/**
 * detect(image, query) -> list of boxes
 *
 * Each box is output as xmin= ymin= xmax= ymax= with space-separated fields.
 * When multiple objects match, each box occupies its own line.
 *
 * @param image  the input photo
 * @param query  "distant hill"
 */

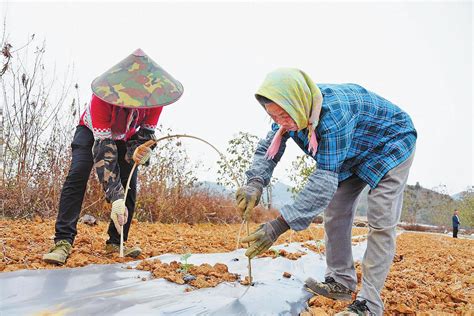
xmin=195 ymin=181 xmax=233 ymax=196
xmin=265 ymin=181 xmax=294 ymax=209
xmin=451 ymin=188 xmax=474 ymax=201
xmin=401 ymin=183 xmax=457 ymax=227
xmin=356 ymin=183 xmax=459 ymax=227
xmin=195 ymin=180 xmax=294 ymax=208
xmin=196 ymin=181 xmax=472 ymax=228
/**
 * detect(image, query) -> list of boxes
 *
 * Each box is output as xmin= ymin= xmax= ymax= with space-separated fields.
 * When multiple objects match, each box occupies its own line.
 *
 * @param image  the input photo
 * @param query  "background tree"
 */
xmin=402 ymin=182 xmax=423 ymax=224
xmin=286 ymin=154 xmax=316 ymax=197
xmin=217 ymin=131 xmax=259 ymax=190
xmin=217 ymin=131 xmax=276 ymax=209
xmin=1 ymin=26 xmax=77 ymax=218
xmin=0 ymin=25 xmax=275 ymax=224
xmin=458 ymin=186 xmax=474 ymax=228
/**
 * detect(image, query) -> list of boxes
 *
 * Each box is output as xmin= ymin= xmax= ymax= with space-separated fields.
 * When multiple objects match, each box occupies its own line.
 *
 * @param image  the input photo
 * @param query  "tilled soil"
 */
xmin=303 ymin=233 xmax=474 ymax=315
xmin=1 ymin=219 xmax=472 ymax=314
xmin=258 ymin=248 xmax=307 ymax=260
xmin=135 ymin=259 xmax=238 ymax=290
xmin=0 ymin=218 xmax=365 ymax=272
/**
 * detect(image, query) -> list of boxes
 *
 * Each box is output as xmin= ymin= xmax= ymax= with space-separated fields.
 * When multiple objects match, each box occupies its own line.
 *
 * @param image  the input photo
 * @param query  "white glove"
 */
xmin=111 ymin=199 xmax=128 ymax=234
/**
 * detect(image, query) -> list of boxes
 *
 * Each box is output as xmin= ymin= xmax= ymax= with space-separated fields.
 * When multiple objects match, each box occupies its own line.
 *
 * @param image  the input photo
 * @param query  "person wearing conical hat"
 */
xmin=236 ymin=68 xmax=416 ymax=316
xmin=43 ymin=49 xmax=183 ymax=265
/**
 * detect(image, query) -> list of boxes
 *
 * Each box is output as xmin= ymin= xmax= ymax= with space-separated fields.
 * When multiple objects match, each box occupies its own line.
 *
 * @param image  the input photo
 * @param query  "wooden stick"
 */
xmin=246 ymin=221 xmax=253 ymax=284
xmin=120 ymin=135 xmax=253 ymax=283
xmin=121 ymin=161 xmax=138 ymax=257
xmin=120 ymin=139 xmax=155 ymax=257
xmin=120 ymin=226 xmax=124 ymax=257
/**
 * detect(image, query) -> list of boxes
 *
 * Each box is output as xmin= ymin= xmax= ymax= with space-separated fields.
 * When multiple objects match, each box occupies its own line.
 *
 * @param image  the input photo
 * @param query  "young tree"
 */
xmin=0 ymin=18 xmax=12 ymax=185
xmin=401 ymin=182 xmax=423 ymax=224
xmin=458 ymin=186 xmax=474 ymax=228
xmin=2 ymin=38 xmax=73 ymax=182
xmin=217 ymin=131 xmax=276 ymax=209
xmin=1 ymin=28 xmax=75 ymax=217
xmin=217 ymin=131 xmax=259 ymax=190
xmin=286 ymin=154 xmax=316 ymax=197
xmin=432 ymin=184 xmax=449 ymax=195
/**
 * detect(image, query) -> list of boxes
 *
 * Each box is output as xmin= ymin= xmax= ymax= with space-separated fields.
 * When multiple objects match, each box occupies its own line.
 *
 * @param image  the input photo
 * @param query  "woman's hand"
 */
xmin=241 ymin=216 xmax=289 ymax=258
xmin=235 ymin=180 xmax=263 ymax=221
xmin=132 ymin=144 xmax=152 ymax=165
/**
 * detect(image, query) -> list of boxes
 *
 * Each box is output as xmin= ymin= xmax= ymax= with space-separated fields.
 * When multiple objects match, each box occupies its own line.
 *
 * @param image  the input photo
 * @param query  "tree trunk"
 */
xmin=266 ymin=186 xmax=272 ymax=210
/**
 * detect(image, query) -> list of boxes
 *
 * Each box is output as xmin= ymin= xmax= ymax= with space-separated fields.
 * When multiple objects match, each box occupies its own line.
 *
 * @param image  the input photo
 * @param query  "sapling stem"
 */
xmin=120 ymin=134 xmax=253 ymax=285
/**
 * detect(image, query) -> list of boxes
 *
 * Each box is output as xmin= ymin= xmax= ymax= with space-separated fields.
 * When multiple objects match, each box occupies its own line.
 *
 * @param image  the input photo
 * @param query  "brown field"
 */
xmin=304 ymin=233 xmax=474 ymax=315
xmin=0 ymin=219 xmax=365 ymax=272
xmin=0 ymin=219 xmax=473 ymax=314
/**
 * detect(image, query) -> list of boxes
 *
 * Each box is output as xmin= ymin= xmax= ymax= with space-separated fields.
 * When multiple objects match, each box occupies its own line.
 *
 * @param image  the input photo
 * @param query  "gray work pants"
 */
xmin=323 ymin=151 xmax=415 ymax=315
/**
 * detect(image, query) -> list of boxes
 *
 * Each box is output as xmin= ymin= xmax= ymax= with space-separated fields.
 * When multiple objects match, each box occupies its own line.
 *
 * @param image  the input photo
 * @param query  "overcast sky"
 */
xmin=2 ymin=1 xmax=472 ymax=194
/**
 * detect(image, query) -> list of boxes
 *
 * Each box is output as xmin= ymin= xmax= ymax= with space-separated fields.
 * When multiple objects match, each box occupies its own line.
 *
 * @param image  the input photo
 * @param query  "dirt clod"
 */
xmin=136 ymin=259 xmax=238 ymax=289
xmin=240 ymin=276 xmax=253 ymax=286
xmin=0 ymin=220 xmax=366 ymax=273
xmin=305 ymin=233 xmax=474 ymax=315
xmin=258 ymin=249 xmax=306 ymax=260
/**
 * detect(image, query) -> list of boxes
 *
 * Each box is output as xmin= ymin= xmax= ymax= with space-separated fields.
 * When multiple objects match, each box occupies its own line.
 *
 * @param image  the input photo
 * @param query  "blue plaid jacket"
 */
xmin=245 ymin=83 xmax=416 ymax=230
xmin=274 ymin=83 xmax=417 ymax=189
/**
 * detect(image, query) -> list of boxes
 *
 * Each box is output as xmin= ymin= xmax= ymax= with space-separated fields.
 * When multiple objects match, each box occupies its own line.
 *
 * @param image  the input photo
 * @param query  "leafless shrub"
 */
xmin=1 ymin=27 xmax=274 ymax=224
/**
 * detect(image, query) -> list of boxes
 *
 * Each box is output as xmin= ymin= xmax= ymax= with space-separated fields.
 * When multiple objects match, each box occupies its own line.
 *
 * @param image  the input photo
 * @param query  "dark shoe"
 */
xmin=305 ymin=276 xmax=353 ymax=301
xmin=105 ymin=244 xmax=142 ymax=258
xmin=335 ymin=300 xmax=373 ymax=316
xmin=42 ymin=240 xmax=72 ymax=265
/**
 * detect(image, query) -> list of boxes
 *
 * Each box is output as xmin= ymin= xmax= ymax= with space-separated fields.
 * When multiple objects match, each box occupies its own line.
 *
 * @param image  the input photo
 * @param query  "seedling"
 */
xmin=314 ymin=240 xmax=325 ymax=259
xmin=314 ymin=240 xmax=324 ymax=248
xmin=180 ymin=253 xmax=193 ymax=273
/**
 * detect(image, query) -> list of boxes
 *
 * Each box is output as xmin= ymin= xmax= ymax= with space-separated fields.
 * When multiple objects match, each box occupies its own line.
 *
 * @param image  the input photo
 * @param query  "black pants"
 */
xmin=453 ymin=227 xmax=458 ymax=238
xmin=54 ymin=125 xmax=138 ymax=245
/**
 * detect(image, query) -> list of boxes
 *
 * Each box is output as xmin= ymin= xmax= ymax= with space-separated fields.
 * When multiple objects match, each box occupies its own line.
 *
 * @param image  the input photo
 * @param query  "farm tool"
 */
xmin=121 ymin=134 xmax=254 ymax=284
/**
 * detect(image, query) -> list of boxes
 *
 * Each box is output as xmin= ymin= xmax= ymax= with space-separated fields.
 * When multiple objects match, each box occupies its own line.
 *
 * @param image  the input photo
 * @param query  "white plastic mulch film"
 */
xmin=0 ymin=238 xmax=368 ymax=315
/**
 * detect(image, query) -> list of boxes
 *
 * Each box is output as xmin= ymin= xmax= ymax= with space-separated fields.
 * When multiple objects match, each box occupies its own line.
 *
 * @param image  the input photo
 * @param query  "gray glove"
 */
xmin=235 ymin=179 xmax=264 ymax=221
xmin=241 ymin=216 xmax=290 ymax=258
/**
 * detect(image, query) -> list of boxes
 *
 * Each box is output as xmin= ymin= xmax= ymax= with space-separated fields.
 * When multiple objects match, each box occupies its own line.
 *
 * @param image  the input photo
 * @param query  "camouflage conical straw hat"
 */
xmin=91 ymin=48 xmax=183 ymax=108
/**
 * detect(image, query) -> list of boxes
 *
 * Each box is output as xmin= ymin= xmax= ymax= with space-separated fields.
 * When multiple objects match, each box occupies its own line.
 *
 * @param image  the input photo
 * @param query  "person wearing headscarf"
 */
xmin=236 ymin=68 xmax=416 ymax=315
xmin=43 ymin=49 xmax=183 ymax=265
